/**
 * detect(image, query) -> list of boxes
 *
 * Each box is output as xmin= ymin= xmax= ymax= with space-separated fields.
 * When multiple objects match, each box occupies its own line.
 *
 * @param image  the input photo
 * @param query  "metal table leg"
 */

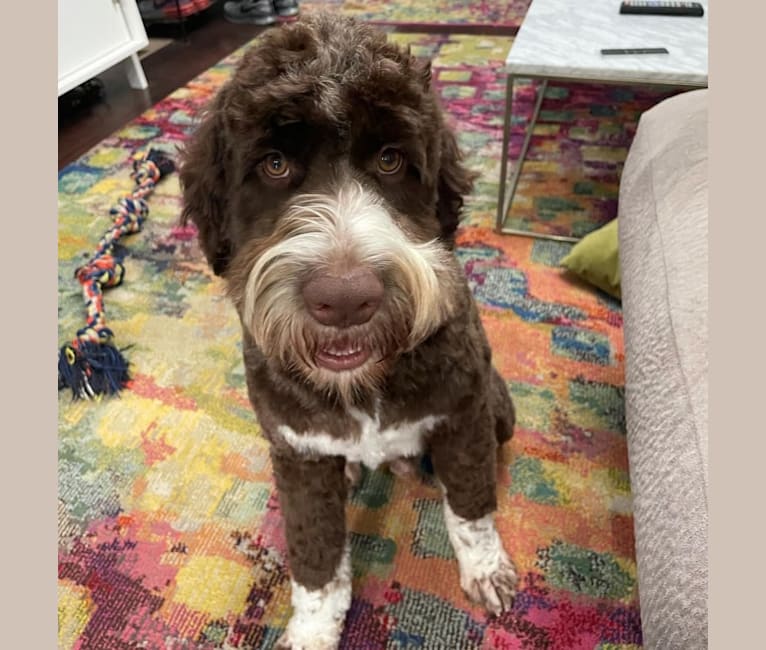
xmin=495 ymin=78 xmax=576 ymax=241
xmin=495 ymin=74 xmax=515 ymax=232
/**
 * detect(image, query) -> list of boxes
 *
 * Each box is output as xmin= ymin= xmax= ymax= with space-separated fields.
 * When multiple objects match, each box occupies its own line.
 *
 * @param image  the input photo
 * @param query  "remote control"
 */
xmin=620 ymin=1 xmax=704 ymax=17
xmin=601 ymin=47 xmax=669 ymax=55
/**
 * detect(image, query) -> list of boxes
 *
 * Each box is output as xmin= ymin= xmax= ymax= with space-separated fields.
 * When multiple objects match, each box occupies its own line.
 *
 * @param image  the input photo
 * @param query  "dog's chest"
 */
xmin=276 ymin=409 xmax=445 ymax=469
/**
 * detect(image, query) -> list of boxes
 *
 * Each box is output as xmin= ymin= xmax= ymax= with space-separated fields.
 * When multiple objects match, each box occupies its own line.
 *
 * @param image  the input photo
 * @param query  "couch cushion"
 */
xmin=618 ymin=88 xmax=708 ymax=649
xmin=561 ymin=218 xmax=621 ymax=298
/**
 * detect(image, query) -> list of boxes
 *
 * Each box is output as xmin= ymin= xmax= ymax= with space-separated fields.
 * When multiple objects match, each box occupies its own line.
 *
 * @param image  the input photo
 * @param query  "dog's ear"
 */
xmin=435 ymin=126 xmax=475 ymax=244
xmin=180 ymin=91 xmax=233 ymax=276
xmin=418 ymin=58 xmax=432 ymax=89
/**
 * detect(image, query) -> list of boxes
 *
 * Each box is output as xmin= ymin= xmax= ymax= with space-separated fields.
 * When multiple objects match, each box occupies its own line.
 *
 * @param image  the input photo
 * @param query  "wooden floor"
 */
xmin=58 ymin=6 xmax=264 ymax=170
xmin=58 ymin=5 xmax=517 ymax=171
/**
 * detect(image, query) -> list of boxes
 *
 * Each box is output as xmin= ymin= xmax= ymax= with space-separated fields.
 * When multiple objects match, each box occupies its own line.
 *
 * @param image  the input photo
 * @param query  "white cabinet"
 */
xmin=58 ymin=0 xmax=150 ymax=96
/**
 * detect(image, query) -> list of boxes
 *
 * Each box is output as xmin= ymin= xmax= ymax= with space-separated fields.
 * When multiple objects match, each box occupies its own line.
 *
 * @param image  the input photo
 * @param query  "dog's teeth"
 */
xmin=325 ymin=344 xmax=362 ymax=357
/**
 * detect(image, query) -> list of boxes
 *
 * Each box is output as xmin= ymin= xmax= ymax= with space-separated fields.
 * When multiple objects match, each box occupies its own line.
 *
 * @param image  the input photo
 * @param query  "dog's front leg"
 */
xmin=270 ymin=449 xmax=351 ymax=650
xmin=430 ymin=414 xmax=518 ymax=615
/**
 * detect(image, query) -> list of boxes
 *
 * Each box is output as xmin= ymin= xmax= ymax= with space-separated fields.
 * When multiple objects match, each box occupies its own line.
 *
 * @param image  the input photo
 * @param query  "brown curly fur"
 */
xmin=179 ymin=9 xmax=516 ymax=635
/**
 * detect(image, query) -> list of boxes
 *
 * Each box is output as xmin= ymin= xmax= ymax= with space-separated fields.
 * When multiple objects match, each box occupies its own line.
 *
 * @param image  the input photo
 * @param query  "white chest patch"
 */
xmin=276 ymin=409 xmax=445 ymax=470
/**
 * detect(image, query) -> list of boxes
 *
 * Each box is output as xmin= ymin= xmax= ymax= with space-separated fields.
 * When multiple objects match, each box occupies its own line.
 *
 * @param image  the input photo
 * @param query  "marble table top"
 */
xmin=506 ymin=0 xmax=708 ymax=86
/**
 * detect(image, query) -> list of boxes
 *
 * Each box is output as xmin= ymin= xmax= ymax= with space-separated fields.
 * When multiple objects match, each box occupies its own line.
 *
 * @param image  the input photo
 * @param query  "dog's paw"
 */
xmin=442 ymin=502 xmax=518 ymax=616
xmin=388 ymin=457 xmax=419 ymax=479
xmin=274 ymin=629 xmax=341 ymax=650
xmin=459 ymin=550 xmax=518 ymax=615
xmin=274 ymin=612 xmax=344 ymax=650
xmin=277 ymin=548 xmax=351 ymax=650
xmin=345 ymin=462 xmax=362 ymax=489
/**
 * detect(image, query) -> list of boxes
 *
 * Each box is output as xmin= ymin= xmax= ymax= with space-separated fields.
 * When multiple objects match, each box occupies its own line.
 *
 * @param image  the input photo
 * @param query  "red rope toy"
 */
xmin=58 ymin=149 xmax=175 ymax=399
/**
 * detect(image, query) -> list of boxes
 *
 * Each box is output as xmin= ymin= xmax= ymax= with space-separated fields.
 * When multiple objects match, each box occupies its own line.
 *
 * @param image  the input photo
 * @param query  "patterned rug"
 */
xmin=58 ymin=30 xmax=644 ymax=650
xmin=302 ymin=0 xmax=531 ymax=30
xmin=393 ymin=33 xmax=677 ymax=238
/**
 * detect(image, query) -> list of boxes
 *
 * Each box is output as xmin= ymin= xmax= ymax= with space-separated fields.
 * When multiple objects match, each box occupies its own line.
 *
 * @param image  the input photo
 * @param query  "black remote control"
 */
xmin=601 ymin=47 xmax=669 ymax=55
xmin=620 ymin=1 xmax=704 ymax=17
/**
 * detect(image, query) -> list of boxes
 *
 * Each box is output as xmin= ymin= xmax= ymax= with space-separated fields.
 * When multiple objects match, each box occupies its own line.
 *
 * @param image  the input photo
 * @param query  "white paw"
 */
xmin=443 ymin=501 xmax=518 ymax=615
xmin=274 ymin=629 xmax=341 ymax=650
xmin=276 ymin=546 xmax=351 ymax=650
xmin=458 ymin=547 xmax=518 ymax=615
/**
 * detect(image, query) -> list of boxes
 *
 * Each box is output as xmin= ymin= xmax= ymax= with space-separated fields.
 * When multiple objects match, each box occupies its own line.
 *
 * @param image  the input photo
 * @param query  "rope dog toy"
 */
xmin=58 ymin=149 xmax=175 ymax=400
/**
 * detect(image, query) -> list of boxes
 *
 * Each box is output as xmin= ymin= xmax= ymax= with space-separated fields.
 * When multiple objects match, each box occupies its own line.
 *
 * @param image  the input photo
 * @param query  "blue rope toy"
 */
xmin=58 ymin=149 xmax=175 ymax=400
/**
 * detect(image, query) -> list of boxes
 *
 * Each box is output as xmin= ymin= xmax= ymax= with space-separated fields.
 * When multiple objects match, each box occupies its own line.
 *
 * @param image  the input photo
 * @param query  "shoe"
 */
xmin=191 ymin=0 xmax=215 ymax=12
xmin=138 ymin=0 xmax=199 ymax=21
xmin=223 ymin=0 xmax=277 ymax=25
xmin=274 ymin=0 xmax=300 ymax=19
xmin=59 ymin=78 xmax=106 ymax=118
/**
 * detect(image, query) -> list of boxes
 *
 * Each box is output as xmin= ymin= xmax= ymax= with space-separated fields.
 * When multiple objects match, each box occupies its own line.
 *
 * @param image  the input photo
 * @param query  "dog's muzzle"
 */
xmin=302 ymin=267 xmax=384 ymax=371
xmin=239 ymin=182 xmax=455 ymax=382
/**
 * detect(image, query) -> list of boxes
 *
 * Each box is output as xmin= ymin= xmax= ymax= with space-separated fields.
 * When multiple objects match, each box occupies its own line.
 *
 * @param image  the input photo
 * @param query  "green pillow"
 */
xmin=560 ymin=219 xmax=621 ymax=299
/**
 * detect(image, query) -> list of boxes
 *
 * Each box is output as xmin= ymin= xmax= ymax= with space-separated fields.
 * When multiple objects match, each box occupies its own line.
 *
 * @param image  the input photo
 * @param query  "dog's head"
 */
xmin=180 ymin=13 xmax=474 ymax=402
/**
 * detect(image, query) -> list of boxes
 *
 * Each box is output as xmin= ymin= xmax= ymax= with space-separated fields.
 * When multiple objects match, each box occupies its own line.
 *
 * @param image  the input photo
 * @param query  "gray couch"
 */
xmin=618 ymin=88 xmax=708 ymax=649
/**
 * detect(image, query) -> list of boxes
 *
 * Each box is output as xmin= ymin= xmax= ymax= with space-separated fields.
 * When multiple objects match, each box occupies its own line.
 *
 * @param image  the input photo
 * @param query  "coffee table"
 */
xmin=496 ymin=0 xmax=708 ymax=240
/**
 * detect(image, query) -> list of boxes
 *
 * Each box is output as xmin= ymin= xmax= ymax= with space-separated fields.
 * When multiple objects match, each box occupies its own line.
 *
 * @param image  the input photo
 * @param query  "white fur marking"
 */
xmin=442 ymin=500 xmax=518 ymax=614
xmin=276 ymin=544 xmax=352 ymax=650
xmin=242 ymin=182 xmax=453 ymax=352
xmin=277 ymin=410 xmax=445 ymax=470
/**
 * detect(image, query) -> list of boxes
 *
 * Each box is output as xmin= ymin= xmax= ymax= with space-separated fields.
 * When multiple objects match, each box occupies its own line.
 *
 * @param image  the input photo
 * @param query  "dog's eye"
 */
xmin=263 ymin=152 xmax=290 ymax=179
xmin=377 ymin=147 xmax=404 ymax=175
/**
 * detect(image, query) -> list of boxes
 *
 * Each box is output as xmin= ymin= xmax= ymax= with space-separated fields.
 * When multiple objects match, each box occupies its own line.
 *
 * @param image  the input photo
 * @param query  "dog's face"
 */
xmin=180 ymin=14 xmax=473 ymax=401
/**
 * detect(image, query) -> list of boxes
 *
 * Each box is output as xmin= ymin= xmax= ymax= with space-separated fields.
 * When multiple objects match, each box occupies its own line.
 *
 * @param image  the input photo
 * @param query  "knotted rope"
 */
xmin=58 ymin=149 xmax=175 ymax=399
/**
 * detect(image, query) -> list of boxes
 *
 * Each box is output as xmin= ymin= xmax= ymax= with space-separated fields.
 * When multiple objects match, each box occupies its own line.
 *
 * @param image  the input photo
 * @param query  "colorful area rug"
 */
xmin=303 ymin=0 xmax=531 ymax=30
xmin=59 ymin=30 xmax=643 ymax=650
xmin=386 ymin=33 xmax=676 ymax=238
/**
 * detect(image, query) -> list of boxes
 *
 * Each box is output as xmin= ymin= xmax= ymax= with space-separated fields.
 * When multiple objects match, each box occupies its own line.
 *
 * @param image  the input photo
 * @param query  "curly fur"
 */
xmin=180 ymin=12 xmax=516 ymax=648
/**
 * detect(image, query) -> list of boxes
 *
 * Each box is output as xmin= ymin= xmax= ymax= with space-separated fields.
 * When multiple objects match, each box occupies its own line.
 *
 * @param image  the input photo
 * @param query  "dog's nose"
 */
xmin=302 ymin=269 xmax=384 ymax=327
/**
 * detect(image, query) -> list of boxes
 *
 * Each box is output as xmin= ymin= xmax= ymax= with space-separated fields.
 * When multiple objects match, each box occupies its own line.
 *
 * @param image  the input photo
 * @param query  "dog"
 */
xmin=180 ymin=13 xmax=517 ymax=649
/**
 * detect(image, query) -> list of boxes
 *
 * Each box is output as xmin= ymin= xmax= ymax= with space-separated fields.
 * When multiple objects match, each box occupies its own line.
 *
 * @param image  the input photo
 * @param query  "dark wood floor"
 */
xmin=58 ymin=4 xmax=517 ymax=170
xmin=58 ymin=6 xmax=265 ymax=169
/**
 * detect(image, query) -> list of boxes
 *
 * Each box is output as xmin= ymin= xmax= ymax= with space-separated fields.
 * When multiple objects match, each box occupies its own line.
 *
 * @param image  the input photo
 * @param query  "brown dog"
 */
xmin=180 ymin=13 xmax=517 ymax=649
